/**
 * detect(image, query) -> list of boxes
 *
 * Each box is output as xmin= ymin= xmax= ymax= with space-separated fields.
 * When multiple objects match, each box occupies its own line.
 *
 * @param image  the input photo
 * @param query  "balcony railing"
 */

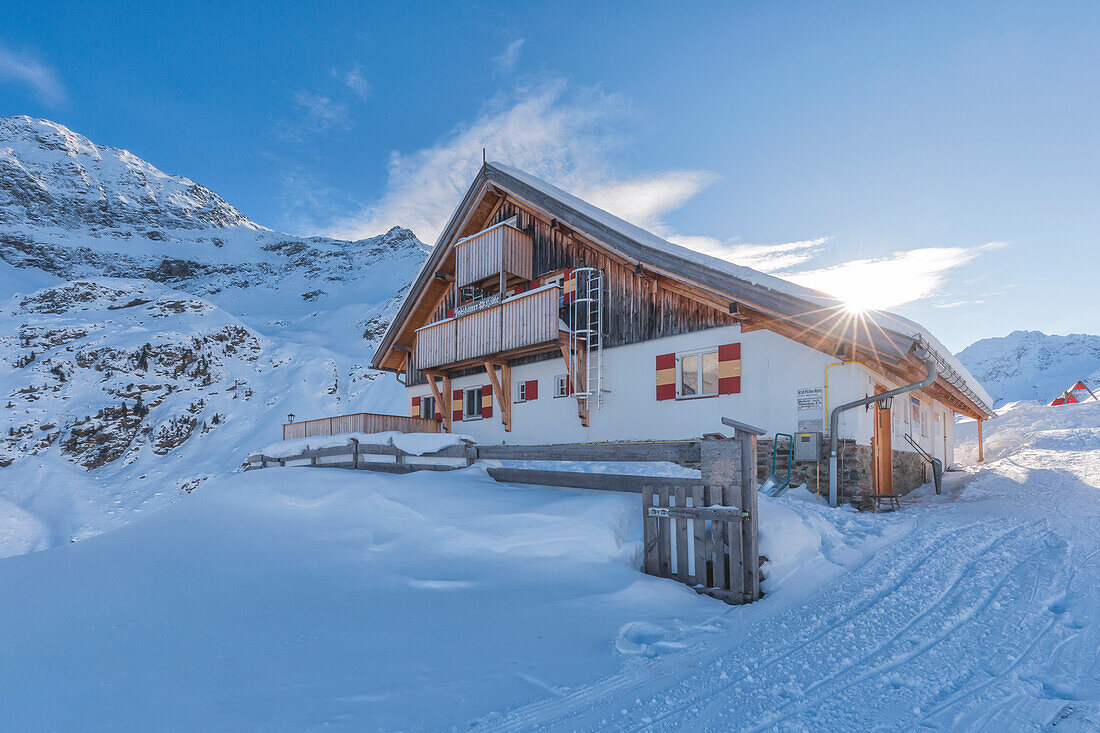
xmin=454 ymin=221 xmax=533 ymax=288
xmin=414 ymin=285 xmax=560 ymax=370
xmin=283 ymin=412 xmax=440 ymax=440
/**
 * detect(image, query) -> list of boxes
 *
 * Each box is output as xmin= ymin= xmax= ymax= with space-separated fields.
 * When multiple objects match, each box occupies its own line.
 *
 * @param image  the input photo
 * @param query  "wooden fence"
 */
xmin=640 ymin=419 xmax=762 ymax=603
xmin=248 ymin=424 xmax=763 ymax=605
xmin=282 ymin=413 xmax=440 ymax=441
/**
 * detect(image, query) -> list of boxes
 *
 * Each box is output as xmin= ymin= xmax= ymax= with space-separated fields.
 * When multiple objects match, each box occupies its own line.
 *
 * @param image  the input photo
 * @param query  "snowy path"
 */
xmin=474 ymin=427 xmax=1100 ymax=730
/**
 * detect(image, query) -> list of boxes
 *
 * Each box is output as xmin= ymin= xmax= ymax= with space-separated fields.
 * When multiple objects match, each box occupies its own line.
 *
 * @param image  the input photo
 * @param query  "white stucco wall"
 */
xmin=406 ymin=324 xmax=961 ymax=457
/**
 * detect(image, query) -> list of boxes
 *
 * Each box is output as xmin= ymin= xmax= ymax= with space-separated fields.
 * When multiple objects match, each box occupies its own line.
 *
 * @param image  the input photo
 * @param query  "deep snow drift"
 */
xmin=0 ymin=399 xmax=1097 ymax=730
xmin=0 ymin=465 xmax=888 ymax=731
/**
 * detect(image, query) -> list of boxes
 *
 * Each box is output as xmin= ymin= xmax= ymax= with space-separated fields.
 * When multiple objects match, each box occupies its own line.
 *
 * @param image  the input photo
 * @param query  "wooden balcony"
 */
xmin=414 ymin=285 xmax=560 ymax=371
xmin=283 ymin=412 xmax=440 ymax=440
xmin=454 ymin=221 xmax=533 ymax=288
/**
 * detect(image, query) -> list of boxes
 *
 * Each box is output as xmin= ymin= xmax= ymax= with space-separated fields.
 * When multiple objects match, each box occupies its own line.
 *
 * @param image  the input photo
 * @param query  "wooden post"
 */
xmin=424 ymin=371 xmax=449 ymax=432
xmin=483 ymin=361 xmax=511 ymax=432
xmin=701 ymin=438 xmax=739 ymax=592
xmin=977 ymin=419 xmax=984 ymax=463
xmin=737 ymin=428 xmax=760 ymax=602
xmin=719 ymin=417 xmax=764 ymax=603
xmin=442 ymin=374 xmax=452 ymax=433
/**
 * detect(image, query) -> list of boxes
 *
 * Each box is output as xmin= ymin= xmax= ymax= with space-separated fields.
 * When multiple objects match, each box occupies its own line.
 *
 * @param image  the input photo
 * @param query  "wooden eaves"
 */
xmin=372 ymin=162 xmax=993 ymax=421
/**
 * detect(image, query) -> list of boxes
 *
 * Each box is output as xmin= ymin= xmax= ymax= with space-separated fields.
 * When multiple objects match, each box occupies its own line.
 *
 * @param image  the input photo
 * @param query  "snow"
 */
xmin=260 ymin=430 xmax=475 ymax=458
xmin=2 ymin=117 xmax=1099 ymax=730
xmin=7 ymin=397 xmax=1098 ymax=730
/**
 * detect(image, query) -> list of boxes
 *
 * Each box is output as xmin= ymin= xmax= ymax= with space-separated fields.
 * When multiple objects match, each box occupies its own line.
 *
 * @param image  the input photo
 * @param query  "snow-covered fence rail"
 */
xmin=247 ymin=428 xmax=761 ymax=604
xmin=247 ymin=441 xmax=473 ymax=473
xmin=283 ymin=413 xmax=440 ymax=441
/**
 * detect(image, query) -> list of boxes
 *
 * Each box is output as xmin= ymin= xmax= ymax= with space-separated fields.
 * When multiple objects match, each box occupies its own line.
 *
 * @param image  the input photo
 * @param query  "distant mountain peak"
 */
xmin=0 ymin=115 xmax=260 ymax=232
xmin=957 ymin=330 xmax=1100 ymax=407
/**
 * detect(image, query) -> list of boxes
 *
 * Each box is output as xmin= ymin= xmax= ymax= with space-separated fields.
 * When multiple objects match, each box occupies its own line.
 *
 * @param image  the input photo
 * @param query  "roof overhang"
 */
xmin=371 ymin=163 xmax=995 ymax=420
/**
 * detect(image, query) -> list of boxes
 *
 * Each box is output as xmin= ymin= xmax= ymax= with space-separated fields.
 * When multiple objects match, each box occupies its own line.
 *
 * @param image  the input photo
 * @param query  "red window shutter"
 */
xmin=481 ymin=384 xmax=493 ymax=418
xmin=656 ymin=353 xmax=676 ymax=400
xmin=530 ymin=278 xmax=540 ymax=288
xmin=452 ymin=389 xmax=463 ymax=422
xmin=525 ymin=379 xmax=538 ymax=400
xmin=410 ymin=395 xmax=420 ymax=417
xmin=718 ymin=342 xmax=742 ymax=395
xmin=563 ymin=268 xmax=577 ymax=304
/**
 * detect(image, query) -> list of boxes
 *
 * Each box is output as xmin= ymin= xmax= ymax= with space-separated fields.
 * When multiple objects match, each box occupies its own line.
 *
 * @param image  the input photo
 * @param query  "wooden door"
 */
xmin=872 ymin=386 xmax=893 ymax=495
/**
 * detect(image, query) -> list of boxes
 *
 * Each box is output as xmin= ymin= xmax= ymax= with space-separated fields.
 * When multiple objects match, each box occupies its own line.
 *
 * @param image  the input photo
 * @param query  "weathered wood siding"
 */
xmin=283 ymin=413 xmax=440 ymax=440
xmin=454 ymin=223 xmax=534 ymax=288
xmin=413 ymin=286 xmax=558 ymax=370
xmin=488 ymin=201 xmax=737 ymax=348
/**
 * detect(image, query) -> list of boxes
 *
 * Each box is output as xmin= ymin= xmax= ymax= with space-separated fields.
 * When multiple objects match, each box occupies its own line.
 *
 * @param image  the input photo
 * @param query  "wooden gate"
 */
xmin=642 ymin=418 xmax=763 ymax=604
xmin=642 ymin=485 xmax=747 ymax=603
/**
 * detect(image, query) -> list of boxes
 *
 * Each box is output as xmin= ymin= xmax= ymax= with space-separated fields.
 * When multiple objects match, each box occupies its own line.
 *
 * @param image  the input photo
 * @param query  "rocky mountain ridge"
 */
xmin=0 ymin=115 xmax=425 ymax=550
xmin=956 ymin=330 xmax=1100 ymax=407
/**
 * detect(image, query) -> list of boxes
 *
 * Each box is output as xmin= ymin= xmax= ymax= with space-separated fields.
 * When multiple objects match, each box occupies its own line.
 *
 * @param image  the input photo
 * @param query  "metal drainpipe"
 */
xmin=828 ymin=350 xmax=938 ymax=507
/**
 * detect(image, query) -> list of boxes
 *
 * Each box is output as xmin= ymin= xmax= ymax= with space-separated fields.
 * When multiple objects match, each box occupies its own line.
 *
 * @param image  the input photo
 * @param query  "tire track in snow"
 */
xmin=750 ymin=529 xmax=1054 ymax=731
xmin=469 ymin=515 xmax=1031 ymax=732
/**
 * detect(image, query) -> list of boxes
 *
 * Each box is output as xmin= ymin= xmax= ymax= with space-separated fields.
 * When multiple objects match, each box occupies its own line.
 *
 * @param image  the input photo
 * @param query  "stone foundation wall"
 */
xmin=755 ymin=437 xmax=930 ymax=510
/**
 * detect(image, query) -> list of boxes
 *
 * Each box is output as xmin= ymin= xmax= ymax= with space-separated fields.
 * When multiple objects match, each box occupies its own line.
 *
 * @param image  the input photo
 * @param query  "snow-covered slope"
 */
xmin=0 ymin=400 xmax=1097 ymax=730
xmin=0 ymin=116 xmax=427 ymax=554
xmin=0 ymin=115 xmax=256 ymax=231
xmin=957 ymin=330 xmax=1100 ymax=407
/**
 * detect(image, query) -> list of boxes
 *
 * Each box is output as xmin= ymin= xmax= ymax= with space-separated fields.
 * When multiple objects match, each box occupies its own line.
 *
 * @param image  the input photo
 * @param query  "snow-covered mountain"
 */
xmin=0 ymin=115 xmax=426 ymax=553
xmin=957 ymin=330 xmax=1100 ymax=407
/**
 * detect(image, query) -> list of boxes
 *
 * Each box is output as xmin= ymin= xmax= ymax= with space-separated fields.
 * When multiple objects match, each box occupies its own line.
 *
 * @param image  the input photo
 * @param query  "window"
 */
xmin=554 ymin=374 xmax=569 ymax=398
xmin=678 ymin=349 xmax=719 ymax=398
xmin=921 ymin=406 xmax=930 ymax=438
xmin=464 ymin=387 xmax=482 ymax=420
xmin=419 ymin=395 xmax=436 ymax=420
xmin=515 ymin=381 xmax=527 ymax=402
xmin=910 ymin=396 xmax=921 ymax=438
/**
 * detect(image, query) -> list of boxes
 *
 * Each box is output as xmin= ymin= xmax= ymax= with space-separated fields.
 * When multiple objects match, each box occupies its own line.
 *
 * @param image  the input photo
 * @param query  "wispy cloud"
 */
xmin=299 ymin=74 xmax=1000 ymax=312
xmin=271 ymin=91 xmax=350 ymax=142
xmin=0 ymin=44 xmax=66 ymax=106
xmin=323 ymin=81 xmax=717 ymax=244
xmin=331 ymin=65 xmax=371 ymax=100
xmin=493 ymin=39 xmax=525 ymax=71
xmin=784 ymin=242 xmax=1007 ymax=310
xmin=682 ymin=237 xmax=832 ymax=272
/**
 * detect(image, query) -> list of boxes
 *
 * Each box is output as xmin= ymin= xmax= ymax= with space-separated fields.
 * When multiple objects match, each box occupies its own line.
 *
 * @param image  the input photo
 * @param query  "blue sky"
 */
xmin=1 ymin=1 xmax=1098 ymax=350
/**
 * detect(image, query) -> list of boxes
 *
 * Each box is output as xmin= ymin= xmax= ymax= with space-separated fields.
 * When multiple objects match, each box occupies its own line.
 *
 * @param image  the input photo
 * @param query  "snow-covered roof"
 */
xmin=374 ymin=162 xmax=995 ymax=418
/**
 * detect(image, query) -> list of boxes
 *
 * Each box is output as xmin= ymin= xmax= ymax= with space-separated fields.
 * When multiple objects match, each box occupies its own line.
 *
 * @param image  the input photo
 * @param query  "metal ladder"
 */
xmin=568 ymin=267 xmax=605 ymax=409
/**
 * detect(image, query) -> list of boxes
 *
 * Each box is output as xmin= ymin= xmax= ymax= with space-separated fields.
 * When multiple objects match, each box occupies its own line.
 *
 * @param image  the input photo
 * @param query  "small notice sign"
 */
xmin=797 ymin=387 xmax=824 ymax=432
xmin=453 ymin=293 xmax=502 ymax=318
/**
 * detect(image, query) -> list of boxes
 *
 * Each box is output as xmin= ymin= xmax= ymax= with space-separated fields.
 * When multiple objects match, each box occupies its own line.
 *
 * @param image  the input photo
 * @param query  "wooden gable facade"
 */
xmin=372 ymin=162 xmax=996 ymax=426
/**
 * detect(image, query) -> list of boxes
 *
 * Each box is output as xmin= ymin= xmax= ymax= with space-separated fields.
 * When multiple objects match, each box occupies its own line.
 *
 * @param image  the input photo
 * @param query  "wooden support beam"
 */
xmin=558 ymin=339 xmax=589 ymax=427
xmin=483 ymin=361 xmax=511 ymax=432
xmin=424 ymin=370 xmax=452 ymax=432
xmin=977 ymin=419 xmax=984 ymax=463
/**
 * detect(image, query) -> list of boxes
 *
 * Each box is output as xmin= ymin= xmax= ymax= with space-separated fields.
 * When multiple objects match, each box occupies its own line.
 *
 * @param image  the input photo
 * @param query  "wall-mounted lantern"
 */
xmin=287 ymin=413 xmax=296 ymax=423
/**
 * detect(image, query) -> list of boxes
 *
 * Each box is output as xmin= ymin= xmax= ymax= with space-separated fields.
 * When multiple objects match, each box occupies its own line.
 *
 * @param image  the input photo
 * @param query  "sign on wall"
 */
xmin=796 ymin=387 xmax=824 ymax=432
xmin=453 ymin=293 xmax=502 ymax=318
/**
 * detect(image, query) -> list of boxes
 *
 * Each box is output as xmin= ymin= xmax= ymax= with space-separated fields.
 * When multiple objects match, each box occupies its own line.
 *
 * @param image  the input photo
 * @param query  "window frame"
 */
xmin=419 ymin=395 xmax=436 ymax=420
xmin=463 ymin=387 xmax=483 ymax=420
xmin=675 ymin=347 xmax=720 ymax=399
xmin=515 ymin=381 xmax=527 ymax=403
xmin=553 ymin=374 xmax=569 ymax=398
